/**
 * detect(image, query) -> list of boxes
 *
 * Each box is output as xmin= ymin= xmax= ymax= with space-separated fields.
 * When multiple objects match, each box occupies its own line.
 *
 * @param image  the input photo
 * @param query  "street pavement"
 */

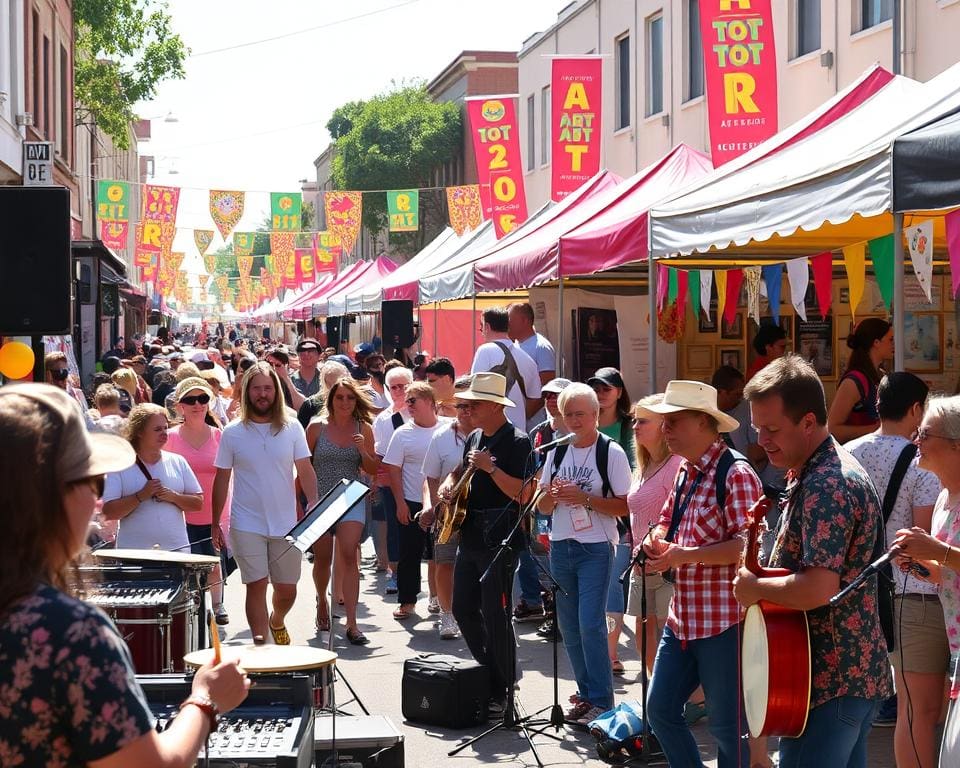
xmin=217 ymin=545 xmax=898 ymax=767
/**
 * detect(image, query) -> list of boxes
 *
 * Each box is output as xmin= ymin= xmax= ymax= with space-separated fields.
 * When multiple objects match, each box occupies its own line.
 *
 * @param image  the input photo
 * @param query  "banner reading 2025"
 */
xmin=699 ymin=0 xmax=778 ymax=165
xmin=466 ymin=96 xmax=528 ymax=239
xmin=551 ymin=57 xmax=602 ymax=201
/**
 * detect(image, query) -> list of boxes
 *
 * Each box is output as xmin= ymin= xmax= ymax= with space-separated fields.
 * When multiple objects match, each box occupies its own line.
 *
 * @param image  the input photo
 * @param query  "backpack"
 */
xmin=665 ymin=448 xmax=751 ymax=545
xmin=487 ymin=340 xmax=529 ymax=402
xmin=550 ymin=433 xmax=614 ymax=498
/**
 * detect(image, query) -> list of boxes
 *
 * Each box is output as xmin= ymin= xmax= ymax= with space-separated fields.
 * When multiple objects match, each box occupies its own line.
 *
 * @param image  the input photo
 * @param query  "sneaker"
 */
xmin=873 ymin=694 xmax=897 ymax=727
xmin=439 ymin=612 xmax=459 ymax=639
xmin=564 ymin=698 xmax=592 ymax=722
xmin=513 ymin=599 xmax=543 ymax=621
xmin=576 ymin=705 xmax=607 ymax=726
xmin=214 ymin=604 xmax=229 ymax=626
xmin=384 ymin=576 xmax=398 ymax=595
xmin=536 ymin=618 xmax=559 ymax=639
xmin=427 ymin=596 xmax=441 ymax=614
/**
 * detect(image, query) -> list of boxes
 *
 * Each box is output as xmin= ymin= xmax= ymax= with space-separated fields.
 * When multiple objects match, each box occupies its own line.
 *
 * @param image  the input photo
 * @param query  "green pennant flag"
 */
xmin=689 ymin=270 xmax=701 ymax=318
xmin=234 ymin=232 xmax=256 ymax=257
xmin=270 ymin=192 xmax=302 ymax=231
xmin=96 ymin=180 xmax=130 ymax=221
xmin=667 ymin=268 xmax=679 ymax=305
xmin=386 ymin=190 xmax=419 ymax=232
xmin=869 ymin=234 xmax=895 ymax=309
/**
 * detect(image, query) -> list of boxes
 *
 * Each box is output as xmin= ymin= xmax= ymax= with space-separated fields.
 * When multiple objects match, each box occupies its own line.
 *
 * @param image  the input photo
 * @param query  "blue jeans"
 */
xmin=380 ymin=485 xmax=400 ymax=563
xmin=778 ymin=696 xmax=878 ymax=768
xmin=646 ymin=624 xmax=747 ymax=768
xmin=550 ymin=538 xmax=614 ymax=709
xmin=514 ymin=548 xmax=544 ymax=606
xmin=606 ymin=541 xmax=632 ymax=613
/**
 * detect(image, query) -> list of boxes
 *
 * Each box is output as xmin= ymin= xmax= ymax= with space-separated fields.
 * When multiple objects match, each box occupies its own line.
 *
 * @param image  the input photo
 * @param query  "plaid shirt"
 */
xmin=657 ymin=439 xmax=762 ymax=640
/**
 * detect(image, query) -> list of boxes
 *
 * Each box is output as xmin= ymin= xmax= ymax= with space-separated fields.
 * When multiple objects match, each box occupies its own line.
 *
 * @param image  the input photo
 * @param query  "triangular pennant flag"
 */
xmin=667 ymin=269 xmax=679 ymax=305
xmin=715 ymin=270 xmax=728 ymax=322
xmin=743 ymin=267 xmax=761 ymax=324
xmin=905 ymin=219 xmax=934 ymax=302
xmin=761 ymin=264 xmax=782 ymax=324
xmin=676 ymin=270 xmax=689 ymax=317
xmin=203 ymin=254 xmax=217 ymax=275
xmin=842 ymin=242 xmax=867 ymax=319
xmin=723 ymin=269 xmax=743 ymax=325
xmin=689 ymin=270 xmax=701 ymax=319
xmin=324 ymin=191 xmax=363 ymax=256
xmin=209 ymin=190 xmax=245 ymax=240
xmin=869 ymin=234 xmax=895 ymax=310
xmin=657 ymin=263 xmax=669 ymax=310
xmin=700 ymin=271 xmax=713 ymax=322
xmin=786 ymin=257 xmax=809 ymax=322
xmin=810 ymin=252 xmax=833 ymax=319
xmin=194 ymin=229 xmax=215 ymax=256
xmin=947 ymin=209 xmax=960 ymax=299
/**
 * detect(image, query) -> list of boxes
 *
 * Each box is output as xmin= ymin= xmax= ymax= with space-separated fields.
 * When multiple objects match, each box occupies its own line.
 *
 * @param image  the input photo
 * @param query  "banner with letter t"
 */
xmin=551 ymin=57 xmax=602 ymax=201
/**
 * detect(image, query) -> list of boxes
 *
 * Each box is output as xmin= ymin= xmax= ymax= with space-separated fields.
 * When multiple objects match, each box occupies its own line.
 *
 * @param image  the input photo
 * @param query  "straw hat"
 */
xmin=174 ymin=376 xmax=215 ymax=403
xmin=641 ymin=380 xmax=740 ymax=433
xmin=454 ymin=372 xmax=515 ymax=408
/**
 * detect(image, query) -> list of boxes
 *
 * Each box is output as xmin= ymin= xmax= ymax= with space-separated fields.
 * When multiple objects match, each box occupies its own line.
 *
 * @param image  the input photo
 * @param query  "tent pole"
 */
xmin=434 ymin=301 xmax=438 ymax=358
xmin=557 ymin=277 xmax=565 ymax=377
xmin=893 ymin=212 xmax=905 ymax=372
xmin=648 ymin=256 xmax=657 ymax=393
xmin=472 ymin=293 xmax=478 ymax=355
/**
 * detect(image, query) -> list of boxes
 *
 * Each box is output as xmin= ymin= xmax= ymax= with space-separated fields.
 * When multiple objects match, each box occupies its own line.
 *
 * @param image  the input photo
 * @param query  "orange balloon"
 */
xmin=0 ymin=341 xmax=36 ymax=380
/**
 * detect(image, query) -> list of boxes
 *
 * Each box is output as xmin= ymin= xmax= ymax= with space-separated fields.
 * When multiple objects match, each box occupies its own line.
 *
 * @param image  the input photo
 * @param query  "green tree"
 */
xmin=74 ymin=0 xmax=188 ymax=149
xmin=328 ymin=82 xmax=462 ymax=255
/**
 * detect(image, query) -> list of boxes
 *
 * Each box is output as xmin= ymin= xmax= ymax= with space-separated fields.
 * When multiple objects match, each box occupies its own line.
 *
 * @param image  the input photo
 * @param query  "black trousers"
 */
xmin=451 ymin=542 xmax=517 ymax=701
xmin=397 ymin=500 xmax=427 ymax=605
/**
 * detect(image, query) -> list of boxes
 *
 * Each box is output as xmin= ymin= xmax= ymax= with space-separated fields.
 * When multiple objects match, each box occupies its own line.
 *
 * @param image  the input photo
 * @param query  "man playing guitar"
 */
xmin=734 ymin=356 xmax=892 ymax=768
xmin=440 ymin=373 xmax=534 ymax=716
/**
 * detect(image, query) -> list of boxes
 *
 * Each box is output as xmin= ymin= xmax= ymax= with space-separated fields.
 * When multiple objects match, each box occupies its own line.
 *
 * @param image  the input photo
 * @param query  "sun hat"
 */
xmin=174 ymin=376 xmax=215 ymax=403
xmin=0 ymin=384 xmax=134 ymax=482
xmin=297 ymin=338 xmax=323 ymax=353
xmin=640 ymin=380 xmax=740 ymax=433
xmin=541 ymin=377 xmax=572 ymax=395
xmin=454 ymin=372 xmax=515 ymax=408
xmin=586 ymin=367 xmax=626 ymax=389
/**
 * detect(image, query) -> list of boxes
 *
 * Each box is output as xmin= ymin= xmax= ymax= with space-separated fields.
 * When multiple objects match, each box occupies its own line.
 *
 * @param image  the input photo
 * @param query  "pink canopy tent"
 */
xmin=282 ymin=262 xmax=368 ymax=321
xmin=307 ymin=255 xmax=398 ymax=319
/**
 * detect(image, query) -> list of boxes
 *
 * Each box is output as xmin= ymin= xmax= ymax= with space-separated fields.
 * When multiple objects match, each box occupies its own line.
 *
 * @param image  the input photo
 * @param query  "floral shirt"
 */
xmin=768 ymin=437 xmax=893 ymax=708
xmin=0 ymin=584 xmax=152 ymax=766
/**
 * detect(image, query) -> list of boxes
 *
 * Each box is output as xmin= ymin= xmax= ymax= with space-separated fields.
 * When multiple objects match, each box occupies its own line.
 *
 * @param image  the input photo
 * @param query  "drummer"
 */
xmin=0 ymin=384 xmax=250 ymax=765
xmin=103 ymin=403 xmax=203 ymax=551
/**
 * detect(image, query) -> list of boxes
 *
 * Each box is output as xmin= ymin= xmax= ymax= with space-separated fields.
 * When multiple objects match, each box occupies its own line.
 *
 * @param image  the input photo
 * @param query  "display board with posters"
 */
xmin=573 ymin=307 xmax=620 ymax=382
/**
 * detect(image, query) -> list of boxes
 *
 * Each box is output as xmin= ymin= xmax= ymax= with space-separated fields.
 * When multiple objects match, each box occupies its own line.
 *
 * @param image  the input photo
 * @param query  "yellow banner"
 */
xmin=842 ymin=242 xmax=867 ymax=319
xmin=714 ymin=270 xmax=728 ymax=322
xmin=194 ymin=229 xmax=215 ymax=255
xmin=203 ymin=254 xmax=217 ymax=275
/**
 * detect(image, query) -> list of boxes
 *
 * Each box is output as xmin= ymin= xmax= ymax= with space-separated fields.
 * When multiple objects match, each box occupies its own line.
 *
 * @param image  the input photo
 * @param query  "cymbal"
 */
xmin=92 ymin=548 xmax=220 ymax=566
xmin=184 ymin=644 xmax=338 ymax=672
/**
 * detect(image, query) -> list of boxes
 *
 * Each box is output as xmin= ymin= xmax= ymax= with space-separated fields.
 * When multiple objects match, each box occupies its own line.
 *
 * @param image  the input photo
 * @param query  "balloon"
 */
xmin=0 ymin=341 xmax=36 ymax=380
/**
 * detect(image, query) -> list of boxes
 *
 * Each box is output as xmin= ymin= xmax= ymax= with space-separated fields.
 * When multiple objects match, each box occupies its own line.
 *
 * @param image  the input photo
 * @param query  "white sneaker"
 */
xmin=427 ymin=596 xmax=441 ymax=614
xmin=439 ymin=612 xmax=459 ymax=639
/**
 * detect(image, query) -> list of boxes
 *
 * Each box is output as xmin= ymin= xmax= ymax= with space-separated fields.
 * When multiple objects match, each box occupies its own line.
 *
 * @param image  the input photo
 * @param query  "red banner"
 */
xmin=466 ymin=97 xmax=528 ymax=239
xmin=551 ymin=57 xmax=602 ymax=201
xmin=99 ymin=219 xmax=128 ymax=250
xmin=699 ymin=0 xmax=778 ymax=165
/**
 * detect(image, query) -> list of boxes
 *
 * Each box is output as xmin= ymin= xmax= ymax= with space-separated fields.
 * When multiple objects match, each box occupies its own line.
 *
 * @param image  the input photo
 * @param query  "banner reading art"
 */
xmin=551 ymin=57 xmax=602 ymax=200
xmin=466 ymin=96 xmax=528 ymax=238
xmin=270 ymin=192 xmax=302 ymax=231
xmin=386 ymin=190 xmax=419 ymax=232
xmin=699 ymin=0 xmax=778 ymax=165
xmin=324 ymin=191 xmax=363 ymax=256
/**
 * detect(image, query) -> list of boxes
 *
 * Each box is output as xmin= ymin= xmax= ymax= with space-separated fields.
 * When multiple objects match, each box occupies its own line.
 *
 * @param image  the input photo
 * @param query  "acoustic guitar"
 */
xmin=434 ymin=465 xmax=476 ymax=544
xmin=740 ymin=496 xmax=812 ymax=738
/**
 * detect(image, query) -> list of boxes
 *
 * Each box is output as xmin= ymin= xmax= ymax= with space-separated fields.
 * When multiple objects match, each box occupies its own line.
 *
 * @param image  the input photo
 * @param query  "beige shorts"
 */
xmin=626 ymin=570 xmax=673 ymax=621
xmin=230 ymin=529 xmax=303 ymax=585
xmin=889 ymin=593 xmax=950 ymax=675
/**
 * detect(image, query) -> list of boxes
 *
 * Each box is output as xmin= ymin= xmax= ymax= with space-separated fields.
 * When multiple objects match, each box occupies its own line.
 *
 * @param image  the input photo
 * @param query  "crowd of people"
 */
xmin=3 ymin=305 xmax=960 ymax=768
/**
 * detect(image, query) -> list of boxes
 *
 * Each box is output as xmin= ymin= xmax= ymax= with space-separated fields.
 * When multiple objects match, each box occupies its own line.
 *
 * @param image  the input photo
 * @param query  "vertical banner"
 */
xmin=99 ymin=221 xmax=129 ymax=250
xmin=97 ymin=180 xmax=131 ymax=249
xmin=295 ymin=248 xmax=315 ymax=285
xmin=313 ymin=231 xmax=341 ymax=275
xmin=809 ymin=252 xmax=833 ymax=318
xmin=269 ymin=232 xmax=297 ymax=286
xmin=142 ymin=184 xmax=180 ymax=223
xmin=386 ymin=190 xmax=419 ymax=232
xmin=699 ymin=0 xmax=778 ymax=165
xmin=446 ymin=185 xmax=483 ymax=236
xmin=270 ymin=192 xmax=302 ymax=231
xmin=551 ymin=57 xmax=602 ymax=201
xmin=209 ymin=190 xmax=245 ymax=240
xmin=466 ymin=96 xmax=528 ymax=238
xmin=324 ymin=191 xmax=363 ymax=256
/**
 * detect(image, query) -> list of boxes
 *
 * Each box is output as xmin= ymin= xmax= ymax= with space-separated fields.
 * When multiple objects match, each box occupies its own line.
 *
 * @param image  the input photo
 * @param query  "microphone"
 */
xmin=534 ymin=433 xmax=576 ymax=453
xmin=829 ymin=548 xmax=898 ymax=606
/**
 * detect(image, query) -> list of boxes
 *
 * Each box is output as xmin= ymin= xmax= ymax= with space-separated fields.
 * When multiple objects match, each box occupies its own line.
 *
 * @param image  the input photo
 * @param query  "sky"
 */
xmin=136 ymin=0 xmax=566 ymax=272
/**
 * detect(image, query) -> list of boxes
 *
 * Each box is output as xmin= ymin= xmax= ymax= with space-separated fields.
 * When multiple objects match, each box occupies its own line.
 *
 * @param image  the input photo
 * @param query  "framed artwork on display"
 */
xmin=721 ymin=312 xmax=744 ymax=340
xmin=719 ymin=348 xmax=742 ymax=371
xmin=904 ymin=312 xmax=942 ymax=373
xmin=699 ymin=313 xmax=718 ymax=334
xmin=795 ymin=316 xmax=835 ymax=379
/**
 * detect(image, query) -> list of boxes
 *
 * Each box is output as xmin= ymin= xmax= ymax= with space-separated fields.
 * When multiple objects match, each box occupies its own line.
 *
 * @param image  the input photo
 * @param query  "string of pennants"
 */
xmin=657 ymin=217 xmax=960 ymax=327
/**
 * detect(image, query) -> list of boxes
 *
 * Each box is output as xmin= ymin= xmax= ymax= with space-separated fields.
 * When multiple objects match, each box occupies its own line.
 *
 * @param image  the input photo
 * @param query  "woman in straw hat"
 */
xmin=0 ymin=383 xmax=249 ymax=766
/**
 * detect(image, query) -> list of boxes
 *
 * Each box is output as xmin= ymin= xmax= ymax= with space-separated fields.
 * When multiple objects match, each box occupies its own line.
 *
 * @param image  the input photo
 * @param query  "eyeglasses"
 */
xmin=180 ymin=393 xmax=211 ymax=406
xmin=50 ymin=368 xmax=69 ymax=381
xmin=917 ymin=427 xmax=955 ymax=442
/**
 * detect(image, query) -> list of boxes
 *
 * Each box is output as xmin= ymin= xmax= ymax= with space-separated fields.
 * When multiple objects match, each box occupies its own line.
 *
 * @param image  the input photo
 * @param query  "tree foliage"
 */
xmin=74 ymin=0 xmax=188 ymax=149
xmin=328 ymin=82 xmax=462 ymax=249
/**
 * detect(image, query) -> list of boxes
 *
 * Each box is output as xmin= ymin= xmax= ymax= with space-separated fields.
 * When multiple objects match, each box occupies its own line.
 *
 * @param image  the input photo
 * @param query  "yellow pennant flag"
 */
xmin=714 ymin=270 xmax=728 ymax=322
xmin=203 ymin=254 xmax=217 ymax=275
xmin=197 ymin=274 xmax=209 ymax=288
xmin=842 ymin=242 xmax=867 ymax=319
xmin=194 ymin=229 xmax=215 ymax=256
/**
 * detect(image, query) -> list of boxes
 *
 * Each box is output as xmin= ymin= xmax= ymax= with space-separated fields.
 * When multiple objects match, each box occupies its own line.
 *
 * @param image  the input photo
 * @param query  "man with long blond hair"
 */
xmin=212 ymin=362 xmax=319 ymax=645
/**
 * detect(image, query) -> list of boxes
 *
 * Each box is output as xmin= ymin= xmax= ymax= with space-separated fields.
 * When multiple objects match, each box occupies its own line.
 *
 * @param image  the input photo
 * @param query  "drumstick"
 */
xmin=208 ymin=610 xmax=221 ymax=664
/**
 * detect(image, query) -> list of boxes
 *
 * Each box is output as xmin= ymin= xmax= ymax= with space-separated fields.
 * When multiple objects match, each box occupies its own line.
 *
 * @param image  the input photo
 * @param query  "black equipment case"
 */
xmin=401 ymin=653 xmax=490 ymax=728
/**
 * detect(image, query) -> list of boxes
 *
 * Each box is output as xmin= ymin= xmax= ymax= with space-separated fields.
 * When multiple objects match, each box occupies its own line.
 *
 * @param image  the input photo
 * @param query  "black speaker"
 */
xmin=382 ymin=300 xmax=414 ymax=349
xmin=325 ymin=316 xmax=341 ymax=350
xmin=0 ymin=186 xmax=72 ymax=334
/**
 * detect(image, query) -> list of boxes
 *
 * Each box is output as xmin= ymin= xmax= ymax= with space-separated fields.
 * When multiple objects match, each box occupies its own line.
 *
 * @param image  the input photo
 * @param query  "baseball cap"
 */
xmin=297 ymin=338 xmax=323 ymax=353
xmin=189 ymin=350 xmax=209 ymax=364
xmin=0 ymin=384 xmax=134 ymax=482
xmin=541 ymin=377 xmax=572 ymax=394
xmin=586 ymin=367 xmax=625 ymax=389
xmin=354 ymin=342 xmax=375 ymax=357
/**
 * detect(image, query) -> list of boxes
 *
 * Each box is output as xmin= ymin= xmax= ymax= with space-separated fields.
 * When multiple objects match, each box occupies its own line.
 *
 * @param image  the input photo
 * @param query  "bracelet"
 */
xmin=180 ymin=695 xmax=219 ymax=732
xmin=945 ymin=543 xmax=952 ymax=568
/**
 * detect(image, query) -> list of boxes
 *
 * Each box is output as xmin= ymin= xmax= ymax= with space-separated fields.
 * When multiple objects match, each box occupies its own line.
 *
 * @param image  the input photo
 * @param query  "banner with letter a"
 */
xmin=699 ymin=0 xmax=777 ymax=165
xmin=551 ymin=57 xmax=602 ymax=201
xmin=466 ymin=96 xmax=528 ymax=239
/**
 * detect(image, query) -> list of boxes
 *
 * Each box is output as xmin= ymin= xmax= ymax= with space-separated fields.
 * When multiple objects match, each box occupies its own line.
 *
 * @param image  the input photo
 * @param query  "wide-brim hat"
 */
xmin=174 ymin=376 xmax=215 ymax=404
xmin=641 ymin=380 xmax=740 ymax=433
xmin=454 ymin=371 xmax=515 ymax=408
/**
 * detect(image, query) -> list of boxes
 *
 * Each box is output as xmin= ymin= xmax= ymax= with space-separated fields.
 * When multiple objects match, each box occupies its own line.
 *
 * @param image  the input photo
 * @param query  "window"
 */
xmin=540 ymin=85 xmax=550 ymax=166
xmin=43 ymin=35 xmax=50 ymax=138
xmin=794 ymin=0 xmax=821 ymax=56
xmin=59 ymin=45 xmax=69 ymax=159
xmin=685 ymin=0 xmax=704 ymax=101
xmin=526 ymin=94 xmax=535 ymax=171
xmin=858 ymin=0 xmax=892 ymax=31
xmin=646 ymin=14 xmax=664 ymax=117
xmin=31 ymin=10 xmax=39 ymax=121
xmin=615 ymin=34 xmax=630 ymax=130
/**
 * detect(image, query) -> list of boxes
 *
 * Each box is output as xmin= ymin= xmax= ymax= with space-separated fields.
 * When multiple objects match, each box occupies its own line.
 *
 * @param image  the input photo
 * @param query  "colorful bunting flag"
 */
xmin=233 ymin=232 xmax=256 ymax=257
xmin=786 ymin=257 xmax=809 ymax=322
xmin=657 ymin=264 xmax=669 ymax=310
xmin=676 ymin=270 xmax=689 ymax=316
xmin=947 ymin=209 xmax=960 ymax=299
xmin=689 ymin=270 xmax=701 ymax=319
xmin=270 ymin=192 xmax=302 ymax=231
xmin=143 ymin=184 xmax=180 ymax=223
xmin=194 ymin=229 xmax=215 ymax=256
xmin=237 ymin=255 xmax=253 ymax=277
xmin=270 ymin=232 xmax=297 ymax=283
xmin=905 ymin=220 xmax=934 ymax=303
xmin=313 ymin=231 xmax=341 ymax=275
xmin=203 ymin=254 xmax=217 ymax=275
xmin=296 ymin=248 xmax=315 ymax=285
xmin=167 ymin=252 xmax=185 ymax=273
xmin=209 ymin=190 xmax=245 ymax=240
xmin=723 ymin=269 xmax=743 ymax=325
xmin=387 ymin=190 xmax=419 ymax=232
xmin=869 ymin=234 xmax=895 ymax=310
xmin=666 ymin=268 xmax=678 ymax=306
xmin=99 ymin=220 xmax=129 ymax=250
xmin=761 ymin=264 xmax=782 ymax=324
xmin=715 ymin=270 xmax=728 ymax=322
xmin=324 ymin=191 xmax=363 ymax=256
xmin=700 ymin=271 xmax=714 ymax=322
xmin=842 ymin=242 xmax=867 ymax=318
xmin=446 ymin=185 xmax=483 ymax=236
xmin=197 ymin=274 xmax=209 ymax=288
xmin=743 ymin=267 xmax=762 ymax=324
xmin=810 ymin=252 xmax=833 ymax=319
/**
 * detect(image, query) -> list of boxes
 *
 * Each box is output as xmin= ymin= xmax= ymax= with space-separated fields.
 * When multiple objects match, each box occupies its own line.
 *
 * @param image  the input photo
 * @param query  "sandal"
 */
xmin=611 ymin=659 xmax=625 ymax=676
xmin=346 ymin=627 xmax=370 ymax=645
xmin=393 ymin=605 xmax=415 ymax=620
xmin=268 ymin=613 xmax=291 ymax=645
xmin=315 ymin=597 xmax=330 ymax=633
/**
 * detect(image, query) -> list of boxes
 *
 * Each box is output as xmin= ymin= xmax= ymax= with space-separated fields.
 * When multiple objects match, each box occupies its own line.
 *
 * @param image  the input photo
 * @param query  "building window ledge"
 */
xmin=788 ymin=49 xmax=821 ymax=66
xmin=851 ymin=19 xmax=892 ymax=43
xmin=681 ymin=95 xmax=705 ymax=110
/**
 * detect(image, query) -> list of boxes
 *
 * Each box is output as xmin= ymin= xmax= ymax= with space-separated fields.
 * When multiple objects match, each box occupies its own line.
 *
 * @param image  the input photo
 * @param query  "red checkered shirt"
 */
xmin=657 ymin=439 xmax=762 ymax=640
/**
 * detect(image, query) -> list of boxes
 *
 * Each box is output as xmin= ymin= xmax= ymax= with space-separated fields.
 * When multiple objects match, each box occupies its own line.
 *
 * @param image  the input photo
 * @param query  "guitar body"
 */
xmin=436 ymin=467 xmax=475 ymax=544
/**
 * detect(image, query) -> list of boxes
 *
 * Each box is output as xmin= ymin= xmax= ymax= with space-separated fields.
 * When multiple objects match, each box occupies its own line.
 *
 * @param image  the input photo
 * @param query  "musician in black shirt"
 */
xmin=441 ymin=373 xmax=534 ymax=713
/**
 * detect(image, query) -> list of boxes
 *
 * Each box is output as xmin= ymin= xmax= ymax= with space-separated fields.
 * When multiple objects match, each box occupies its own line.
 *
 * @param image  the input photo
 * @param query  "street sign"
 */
xmin=22 ymin=141 xmax=54 ymax=186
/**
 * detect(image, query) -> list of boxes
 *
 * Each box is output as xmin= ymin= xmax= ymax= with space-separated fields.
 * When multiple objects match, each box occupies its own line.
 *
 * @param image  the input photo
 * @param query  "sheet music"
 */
xmin=285 ymin=479 xmax=370 ymax=552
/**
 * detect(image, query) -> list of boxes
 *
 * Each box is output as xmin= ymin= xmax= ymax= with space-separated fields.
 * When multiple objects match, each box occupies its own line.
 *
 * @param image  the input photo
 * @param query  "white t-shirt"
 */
xmin=471 ymin=339 xmax=542 ymax=431
xmin=214 ymin=418 xmax=311 ymax=536
xmin=373 ymin=406 xmax=410 ymax=487
xmin=103 ymin=452 xmax=201 ymax=551
xmin=422 ymin=421 xmax=468 ymax=481
xmin=383 ymin=418 xmax=452 ymax=502
xmin=538 ymin=435 xmax=633 ymax=544
xmin=517 ymin=332 xmax=555 ymax=426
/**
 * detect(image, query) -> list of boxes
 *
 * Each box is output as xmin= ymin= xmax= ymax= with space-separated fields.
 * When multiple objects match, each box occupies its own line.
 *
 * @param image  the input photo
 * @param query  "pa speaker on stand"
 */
xmin=381 ymin=300 xmax=415 ymax=361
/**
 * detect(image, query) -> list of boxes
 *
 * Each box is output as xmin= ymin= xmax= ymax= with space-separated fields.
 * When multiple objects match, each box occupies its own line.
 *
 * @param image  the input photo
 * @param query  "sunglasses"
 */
xmin=180 ymin=393 xmax=211 ymax=406
xmin=50 ymin=368 xmax=70 ymax=381
xmin=73 ymin=475 xmax=105 ymax=499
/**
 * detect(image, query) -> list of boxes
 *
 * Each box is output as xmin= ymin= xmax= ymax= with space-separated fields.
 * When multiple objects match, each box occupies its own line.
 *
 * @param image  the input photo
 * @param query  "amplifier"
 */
xmin=314 ymin=714 xmax=404 ymax=768
xmin=138 ymin=674 xmax=314 ymax=768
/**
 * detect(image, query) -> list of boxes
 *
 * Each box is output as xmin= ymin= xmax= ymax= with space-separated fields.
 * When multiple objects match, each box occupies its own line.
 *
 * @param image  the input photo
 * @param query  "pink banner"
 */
xmin=723 ymin=268 xmax=744 ymax=325
xmin=810 ymin=251 xmax=833 ymax=318
xmin=142 ymin=184 xmax=180 ymax=223
xmin=99 ymin=219 xmax=128 ymax=250
xmin=699 ymin=0 xmax=778 ymax=165
xmin=551 ymin=57 xmax=602 ymax=201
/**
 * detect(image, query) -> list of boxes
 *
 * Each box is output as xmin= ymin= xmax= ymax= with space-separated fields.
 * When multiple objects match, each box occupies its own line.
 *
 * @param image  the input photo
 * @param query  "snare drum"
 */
xmin=111 ymin=600 xmax=196 ymax=674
